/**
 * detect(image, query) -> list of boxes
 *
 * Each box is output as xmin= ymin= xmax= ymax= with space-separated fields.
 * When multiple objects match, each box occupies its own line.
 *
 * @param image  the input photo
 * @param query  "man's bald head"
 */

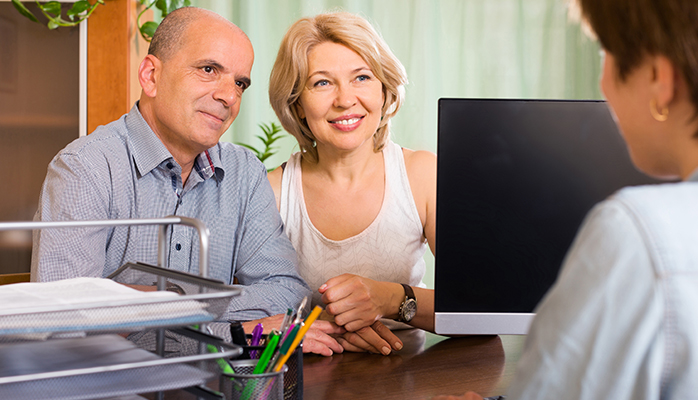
xmin=148 ymin=7 xmax=248 ymax=62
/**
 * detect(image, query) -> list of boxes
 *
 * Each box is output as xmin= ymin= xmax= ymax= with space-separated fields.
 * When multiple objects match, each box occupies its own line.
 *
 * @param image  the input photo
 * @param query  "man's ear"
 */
xmin=652 ymin=55 xmax=677 ymax=109
xmin=138 ymin=55 xmax=161 ymax=98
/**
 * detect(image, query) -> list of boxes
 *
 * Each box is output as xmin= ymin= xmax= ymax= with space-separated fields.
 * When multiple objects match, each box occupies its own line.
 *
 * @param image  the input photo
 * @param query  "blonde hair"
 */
xmin=269 ymin=12 xmax=408 ymax=163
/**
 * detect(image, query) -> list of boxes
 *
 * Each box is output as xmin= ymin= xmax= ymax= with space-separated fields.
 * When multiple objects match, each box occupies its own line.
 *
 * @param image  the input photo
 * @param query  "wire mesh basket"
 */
xmin=234 ymin=334 xmax=303 ymax=400
xmin=222 ymin=360 xmax=287 ymax=400
xmin=0 ymin=217 xmax=243 ymax=399
xmin=0 ymin=262 xmax=241 ymax=343
xmin=0 ymin=331 xmax=240 ymax=400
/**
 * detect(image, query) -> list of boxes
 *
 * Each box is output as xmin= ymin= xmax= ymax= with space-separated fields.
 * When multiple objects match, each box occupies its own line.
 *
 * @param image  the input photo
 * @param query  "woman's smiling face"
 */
xmin=297 ymin=42 xmax=385 ymax=157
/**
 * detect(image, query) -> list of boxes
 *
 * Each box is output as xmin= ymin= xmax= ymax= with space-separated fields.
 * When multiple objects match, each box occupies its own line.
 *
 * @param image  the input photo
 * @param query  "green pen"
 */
xmin=241 ymin=331 xmax=280 ymax=400
xmin=265 ymin=324 xmax=299 ymax=373
xmin=192 ymin=324 xmax=235 ymax=375
xmin=208 ymin=343 xmax=235 ymax=375
xmin=253 ymin=332 xmax=280 ymax=374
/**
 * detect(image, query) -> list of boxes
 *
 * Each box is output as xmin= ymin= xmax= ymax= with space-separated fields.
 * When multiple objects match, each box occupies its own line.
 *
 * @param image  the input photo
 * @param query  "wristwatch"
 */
xmin=397 ymin=284 xmax=417 ymax=323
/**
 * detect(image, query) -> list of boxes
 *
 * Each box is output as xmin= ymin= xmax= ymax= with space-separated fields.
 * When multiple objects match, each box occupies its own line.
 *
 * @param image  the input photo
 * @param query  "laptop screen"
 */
xmin=434 ymin=99 xmax=663 ymax=334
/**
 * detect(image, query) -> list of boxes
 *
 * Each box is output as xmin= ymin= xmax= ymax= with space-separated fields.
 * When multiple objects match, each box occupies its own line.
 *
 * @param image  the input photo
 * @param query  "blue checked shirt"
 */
xmin=31 ymin=103 xmax=311 ymax=327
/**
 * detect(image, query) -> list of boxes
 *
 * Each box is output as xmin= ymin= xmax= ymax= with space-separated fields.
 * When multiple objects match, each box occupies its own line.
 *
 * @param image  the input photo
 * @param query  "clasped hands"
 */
xmin=245 ymin=274 xmax=404 ymax=356
xmin=313 ymin=273 xmax=404 ymax=356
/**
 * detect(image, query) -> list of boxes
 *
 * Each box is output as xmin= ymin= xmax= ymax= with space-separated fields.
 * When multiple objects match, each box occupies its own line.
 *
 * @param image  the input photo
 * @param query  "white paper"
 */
xmin=0 ymin=278 xmax=211 ymax=336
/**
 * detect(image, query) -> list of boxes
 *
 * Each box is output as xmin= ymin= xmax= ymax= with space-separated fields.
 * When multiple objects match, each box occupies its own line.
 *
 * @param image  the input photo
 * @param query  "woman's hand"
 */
xmin=319 ymin=273 xmax=403 ymax=332
xmin=336 ymin=320 xmax=403 ymax=355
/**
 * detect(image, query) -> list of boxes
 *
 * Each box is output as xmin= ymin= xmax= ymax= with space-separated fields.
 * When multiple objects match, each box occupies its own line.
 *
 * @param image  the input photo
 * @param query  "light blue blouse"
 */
xmin=508 ymin=173 xmax=698 ymax=399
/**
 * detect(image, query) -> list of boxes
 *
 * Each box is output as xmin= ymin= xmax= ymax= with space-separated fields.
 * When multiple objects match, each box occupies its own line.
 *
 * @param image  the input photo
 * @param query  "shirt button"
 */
xmin=175 ymin=243 xmax=182 ymax=251
xmin=167 ymin=162 xmax=174 ymax=169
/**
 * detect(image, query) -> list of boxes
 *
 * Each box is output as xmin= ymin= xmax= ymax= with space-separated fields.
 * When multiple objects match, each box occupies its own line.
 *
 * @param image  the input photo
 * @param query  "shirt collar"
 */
xmin=127 ymin=103 xmax=174 ymax=177
xmin=126 ymin=102 xmax=225 ymax=182
xmin=193 ymin=148 xmax=225 ymax=183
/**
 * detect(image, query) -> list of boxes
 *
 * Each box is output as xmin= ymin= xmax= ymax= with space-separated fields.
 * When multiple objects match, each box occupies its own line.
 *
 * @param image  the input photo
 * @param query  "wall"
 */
xmin=0 ymin=3 xmax=80 ymax=273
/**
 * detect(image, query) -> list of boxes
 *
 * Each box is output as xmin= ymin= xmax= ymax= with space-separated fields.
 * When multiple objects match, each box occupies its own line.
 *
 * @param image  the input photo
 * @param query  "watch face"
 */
xmin=402 ymin=299 xmax=417 ymax=322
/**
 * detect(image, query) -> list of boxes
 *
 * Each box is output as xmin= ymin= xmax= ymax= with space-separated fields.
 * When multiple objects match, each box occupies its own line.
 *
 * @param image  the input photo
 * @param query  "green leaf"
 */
xmin=154 ymin=0 xmax=168 ymax=15
xmin=168 ymin=0 xmax=190 ymax=13
xmin=153 ymin=0 xmax=190 ymax=16
xmin=11 ymin=0 xmax=39 ymax=22
xmin=67 ymin=0 xmax=91 ymax=17
xmin=40 ymin=1 xmax=62 ymax=17
xmin=140 ymin=21 xmax=159 ymax=40
xmin=47 ymin=19 xmax=59 ymax=29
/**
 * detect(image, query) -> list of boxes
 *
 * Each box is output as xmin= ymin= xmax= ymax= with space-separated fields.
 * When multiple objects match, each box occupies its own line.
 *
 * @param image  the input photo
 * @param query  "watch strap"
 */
xmin=398 ymin=284 xmax=416 ymax=322
xmin=400 ymin=283 xmax=415 ymax=301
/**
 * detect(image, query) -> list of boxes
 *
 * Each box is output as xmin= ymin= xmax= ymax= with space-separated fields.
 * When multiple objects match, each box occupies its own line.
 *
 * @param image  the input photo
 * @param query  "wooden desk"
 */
xmin=153 ymin=330 xmax=525 ymax=399
xmin=303 ymin=330 xmax=525 ymax=399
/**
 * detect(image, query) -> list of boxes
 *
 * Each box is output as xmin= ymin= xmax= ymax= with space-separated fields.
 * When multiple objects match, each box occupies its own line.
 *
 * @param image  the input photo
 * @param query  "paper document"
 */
xmin=0 ymin=278 xmax=211 ymax=337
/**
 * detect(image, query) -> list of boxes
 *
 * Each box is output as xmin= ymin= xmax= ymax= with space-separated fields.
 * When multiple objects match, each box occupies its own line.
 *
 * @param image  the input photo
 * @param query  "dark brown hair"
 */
xmin=574 ymin=0 xmax=698 ymax=111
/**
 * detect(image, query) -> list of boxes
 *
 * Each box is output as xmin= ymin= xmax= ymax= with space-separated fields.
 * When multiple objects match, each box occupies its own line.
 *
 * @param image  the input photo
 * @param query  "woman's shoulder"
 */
xmin=401 ymin=147 xmax=437 ymax=183
xmin=267 ymin=158 xmax=294 ymax=211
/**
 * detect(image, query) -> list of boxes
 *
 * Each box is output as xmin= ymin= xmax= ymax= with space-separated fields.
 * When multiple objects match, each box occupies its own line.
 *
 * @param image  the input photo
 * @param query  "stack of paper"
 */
xmin=0 ymin=278 xmax=211 ymax=338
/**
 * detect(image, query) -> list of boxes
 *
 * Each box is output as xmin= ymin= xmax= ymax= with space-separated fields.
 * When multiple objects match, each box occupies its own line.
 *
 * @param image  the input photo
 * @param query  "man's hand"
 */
xmin=301 ymin=320 xmax=346 ymax=356
xmin=336 ymin=320 xmax=403 ymax=355
xmin=242 ymin=313 xmax=286 ymax=334
xmin=240 ymin=313 xmax=346 ymax=356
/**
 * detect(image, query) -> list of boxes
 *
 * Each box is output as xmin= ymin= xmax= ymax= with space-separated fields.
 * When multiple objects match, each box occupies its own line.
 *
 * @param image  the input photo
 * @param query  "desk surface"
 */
xmin=303 ymin=330 xmax=525 ymax=400
xmin=155 ymin=330 xmax=525 ymax=400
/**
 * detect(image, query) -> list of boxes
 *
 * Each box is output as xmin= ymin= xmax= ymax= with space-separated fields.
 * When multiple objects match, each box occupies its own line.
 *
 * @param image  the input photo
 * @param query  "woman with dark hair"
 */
xmin=436 ymin=0 xmax=698 ymax=398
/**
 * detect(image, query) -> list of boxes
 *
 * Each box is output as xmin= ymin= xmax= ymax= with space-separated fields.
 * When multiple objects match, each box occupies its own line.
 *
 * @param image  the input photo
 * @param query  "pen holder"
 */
xmin=223 ymin=360 xmax=287 ymax=400
xmin=238 ymin=334 xmax=303 ymax=400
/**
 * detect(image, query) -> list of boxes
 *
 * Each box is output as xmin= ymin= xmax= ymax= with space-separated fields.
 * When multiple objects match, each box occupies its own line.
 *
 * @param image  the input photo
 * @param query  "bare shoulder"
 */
xmin=267 ymin=166 xmax=284 ymax=210
xmin=267 ymin=166 xmax=283 ymax=189
xmin=402 ymin=148 xmax=437 ymax=183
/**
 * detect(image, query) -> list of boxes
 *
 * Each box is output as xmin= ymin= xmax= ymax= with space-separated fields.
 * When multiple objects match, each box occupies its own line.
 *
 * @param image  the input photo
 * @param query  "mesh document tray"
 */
xmin=0 ymin=330 xmax=241 ymax=400
xmin=0 ymin=262 xmax=242 ymax=342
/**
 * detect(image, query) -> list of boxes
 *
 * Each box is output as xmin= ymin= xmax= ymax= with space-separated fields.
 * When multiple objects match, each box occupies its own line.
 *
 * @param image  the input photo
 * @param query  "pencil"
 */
xmin=273 ymin=305 xmax=322 ymax=372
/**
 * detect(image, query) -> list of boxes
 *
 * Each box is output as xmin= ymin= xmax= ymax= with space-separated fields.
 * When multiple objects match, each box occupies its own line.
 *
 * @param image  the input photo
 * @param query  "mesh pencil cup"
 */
xmin=222 ymin=360 xmax=287 ymax=400
xmin=240 ymin=334 xmax=303 ymax=400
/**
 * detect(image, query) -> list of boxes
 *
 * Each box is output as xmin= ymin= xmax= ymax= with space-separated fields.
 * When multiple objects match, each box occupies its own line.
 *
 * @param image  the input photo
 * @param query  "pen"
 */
xmin=229 ymin=320 xmax=247 ymax=345
xmin=240 ymin=331 xmax=280 ymax=400
xmin=253 ymin=332 xmax=280 ymax=374
xmin=207 ymin=343 xmax=235 ymax=375
xmin=279 ymin=308 xmax=293 ymax=335
xmin=265 ymin=324 xmax=299 ymax=373
xmin=249 ymin=323 xmax=263 ymax=358
xmin=274 ymin=305 xmax=322 ymax=372
xmin=192 ymin=325 xmax=235 ymax=375
xmin=293 ymin=296 xmax=308 ymax=325
xmin=280 ymin=323 xmax=296 ymax=343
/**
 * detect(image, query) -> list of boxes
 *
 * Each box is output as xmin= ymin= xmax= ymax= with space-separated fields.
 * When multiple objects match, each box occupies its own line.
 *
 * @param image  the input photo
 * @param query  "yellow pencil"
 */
xmin=273 ymin=305 xmax=322 ymax=372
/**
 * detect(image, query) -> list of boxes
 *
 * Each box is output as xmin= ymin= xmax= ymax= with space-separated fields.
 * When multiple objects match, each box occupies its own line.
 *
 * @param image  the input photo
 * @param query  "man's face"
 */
xmin=149 ymin=17 xmax=254 ymax=158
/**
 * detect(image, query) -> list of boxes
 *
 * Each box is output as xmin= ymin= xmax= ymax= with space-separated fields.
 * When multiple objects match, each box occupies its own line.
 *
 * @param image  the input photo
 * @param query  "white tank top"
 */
xmin=279 ymin=141 xmax=428 ymax=311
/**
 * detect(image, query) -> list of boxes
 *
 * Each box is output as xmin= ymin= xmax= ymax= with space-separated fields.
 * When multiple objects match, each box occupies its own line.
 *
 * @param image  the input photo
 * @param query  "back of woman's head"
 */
xmin=575 ymin=0 xmax=698 ymax=112
xmin=269 ymin=12 xmax=408 ymax=163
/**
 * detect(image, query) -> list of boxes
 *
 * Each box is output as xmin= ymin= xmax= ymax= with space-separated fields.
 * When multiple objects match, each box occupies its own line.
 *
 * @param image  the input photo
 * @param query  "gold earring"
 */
xmin=650 ymin=99 xmax=669 ymax=122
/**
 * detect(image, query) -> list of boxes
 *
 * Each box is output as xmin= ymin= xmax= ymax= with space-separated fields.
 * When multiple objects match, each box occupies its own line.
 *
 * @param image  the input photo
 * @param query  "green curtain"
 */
xmin=192 ymin=0 xmax=602 ymax=289
xmin=192 ymin=0 xmax=601 ymax=167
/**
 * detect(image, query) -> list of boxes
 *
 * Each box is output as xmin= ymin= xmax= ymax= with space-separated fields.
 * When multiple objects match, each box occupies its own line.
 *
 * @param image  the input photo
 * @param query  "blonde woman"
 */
xmin=268 ymin=12 xmax=436 ymax=355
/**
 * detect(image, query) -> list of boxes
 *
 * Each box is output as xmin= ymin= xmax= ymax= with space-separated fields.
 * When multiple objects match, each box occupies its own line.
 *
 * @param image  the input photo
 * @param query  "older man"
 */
xmin=31 ymin=7 xmax=311 ymax=337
